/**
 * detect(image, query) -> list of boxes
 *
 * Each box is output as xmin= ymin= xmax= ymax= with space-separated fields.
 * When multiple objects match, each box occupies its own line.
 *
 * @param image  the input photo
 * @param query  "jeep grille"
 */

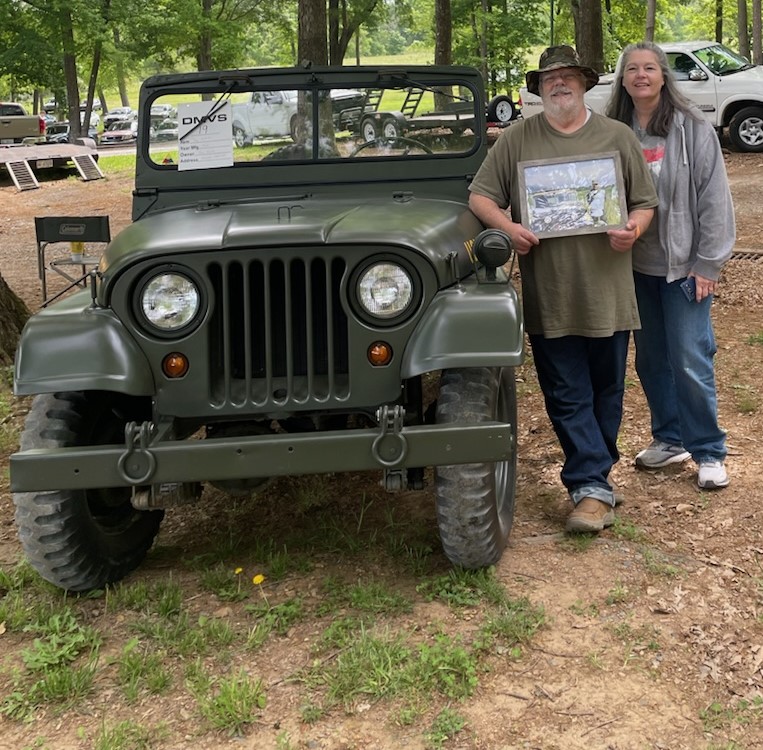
xmin=207 ymin=256 xmax=349 ymax=407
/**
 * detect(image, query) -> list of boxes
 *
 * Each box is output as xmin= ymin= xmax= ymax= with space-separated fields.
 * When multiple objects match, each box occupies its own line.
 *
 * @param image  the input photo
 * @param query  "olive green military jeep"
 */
xmin=11 ymin=65 xmax=523 ymax=591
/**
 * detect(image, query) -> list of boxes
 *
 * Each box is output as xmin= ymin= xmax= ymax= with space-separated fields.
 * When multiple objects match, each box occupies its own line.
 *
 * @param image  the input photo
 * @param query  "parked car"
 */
xmin=103 ymin=106 xmax=136 ymax=128
xmin=152 ymin=118 xmax=178 ymax=142
xmin=150 ymin=103 xmax=176 ymax=126
xmin=45 ymin=120 xmax=99 ymax=144
xmin=100 ymin=119 xmax=139 ymax=144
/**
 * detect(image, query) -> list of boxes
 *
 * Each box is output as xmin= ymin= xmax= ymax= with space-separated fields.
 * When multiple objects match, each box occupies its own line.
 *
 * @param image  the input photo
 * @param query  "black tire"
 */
xmin=728 ymin=107 xmax=763 ymax=153
xmin=434 ymin=368 xmax=517 ymax=568
xmin=487 ymin=95 xmax=517 ymax=124
xmin=13 ymin=392 xmax=164 ymax=592
xmin=233 ymin=125 xmax=249 ymax=148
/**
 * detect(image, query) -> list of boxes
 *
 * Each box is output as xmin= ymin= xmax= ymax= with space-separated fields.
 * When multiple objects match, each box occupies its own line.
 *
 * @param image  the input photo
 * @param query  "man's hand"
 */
xmin=606 ymin=220 xmax=640 ymax=253
xmin=606 ymin=208 xmax=654 ymax=253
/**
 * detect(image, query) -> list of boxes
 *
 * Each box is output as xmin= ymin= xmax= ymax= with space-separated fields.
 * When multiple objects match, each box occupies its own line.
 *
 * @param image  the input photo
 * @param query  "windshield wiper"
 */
xmin=178 ymin=83 xmax=236 ymax=142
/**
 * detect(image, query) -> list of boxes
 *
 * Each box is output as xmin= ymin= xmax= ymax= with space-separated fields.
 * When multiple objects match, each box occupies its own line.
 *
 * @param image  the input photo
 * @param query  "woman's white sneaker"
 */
xmin=698 ymin=461 xmax=729 ymax=489
xmin=635 ymin=440 xmax=691 ymax=469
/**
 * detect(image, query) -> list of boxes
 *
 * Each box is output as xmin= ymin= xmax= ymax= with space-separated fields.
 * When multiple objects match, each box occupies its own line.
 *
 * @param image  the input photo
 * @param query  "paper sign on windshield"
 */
xmin=177 ymin=101 xmax=233 ymax=171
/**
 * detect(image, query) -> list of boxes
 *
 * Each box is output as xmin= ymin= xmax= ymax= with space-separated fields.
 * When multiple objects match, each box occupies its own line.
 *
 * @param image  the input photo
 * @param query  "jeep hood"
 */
xmin=101 ymin=196 xmax=482 ymax=287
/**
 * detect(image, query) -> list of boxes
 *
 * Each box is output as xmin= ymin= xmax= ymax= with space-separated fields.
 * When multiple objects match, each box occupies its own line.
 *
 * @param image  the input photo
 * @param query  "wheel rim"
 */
xmin=362 ymin=121 xmax=376 ymax=141
xmin=739 ymin=116 xmax=763 ymax=147
xmin=234 ymin=128 xmax=245 ymax=147
xmin=495 ymin=101 xmax=513 ymax=122
xmin=382 ymin=120 xmax=399 ymax=139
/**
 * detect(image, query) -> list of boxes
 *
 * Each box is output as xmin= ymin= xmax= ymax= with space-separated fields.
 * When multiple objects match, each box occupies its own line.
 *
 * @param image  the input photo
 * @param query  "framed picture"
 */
xmin=517 ymin=151 xmax=628 ymax=239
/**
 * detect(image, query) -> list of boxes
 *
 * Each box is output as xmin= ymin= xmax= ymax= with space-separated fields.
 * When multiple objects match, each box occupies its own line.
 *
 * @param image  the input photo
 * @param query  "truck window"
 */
xmin=670 ymin=53 xmax=696 ymax=80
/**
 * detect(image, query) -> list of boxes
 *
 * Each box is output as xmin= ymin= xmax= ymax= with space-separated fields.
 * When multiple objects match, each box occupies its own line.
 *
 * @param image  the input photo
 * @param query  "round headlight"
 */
xmin=358 ymin=263 xmax=414 ymax=319
xmin=140 ymin=272 xmax=200 ymax=331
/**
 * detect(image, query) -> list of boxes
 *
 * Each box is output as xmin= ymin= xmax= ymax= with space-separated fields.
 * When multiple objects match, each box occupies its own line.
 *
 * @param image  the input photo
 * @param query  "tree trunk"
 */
xmin=739 ymin=0 xmax=750 ymax=59
xmin=575 ymin=0 xmax=604 ymax=72
xmin=754 ymin=0 xmax=762 ymax=64
xmin=645 ymin=0 xmax=656 ymax=41
xmin=328 ymin=0 xmax=339 ymax=64
xmin=113 ymin=28 xmax=130 ymax=106
xmin=434 ymin=0 xmax=452 ymax=109
xmin=60 ymin=5 xmax=81 ymax=139
xmin=299 ymin=0 xmax=328 ymax=66
xmin=0 ymin=275 xmax=30 ymax=367
xmin=298 ymin=0 xmax=331 ymax=149
xmin=715 ymin=0 xmax=723 ymax=43
xmin=197 ymin=0 xmax=214 ymax=70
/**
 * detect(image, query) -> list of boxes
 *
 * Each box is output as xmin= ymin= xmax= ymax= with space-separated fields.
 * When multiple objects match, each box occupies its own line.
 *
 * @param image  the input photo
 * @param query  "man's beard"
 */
xmin=543 ymin=86 xmax=582 ymax=121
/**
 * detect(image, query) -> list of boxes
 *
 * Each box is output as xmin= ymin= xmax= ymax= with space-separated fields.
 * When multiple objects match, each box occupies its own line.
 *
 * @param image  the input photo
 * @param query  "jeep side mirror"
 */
xmin=473 ymin=229 xmax=512 ymax=281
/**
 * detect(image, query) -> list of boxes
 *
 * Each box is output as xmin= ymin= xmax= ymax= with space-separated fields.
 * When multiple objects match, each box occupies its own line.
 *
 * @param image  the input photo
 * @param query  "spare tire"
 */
xmin=487 ymin=95 xmax=517 ymax=124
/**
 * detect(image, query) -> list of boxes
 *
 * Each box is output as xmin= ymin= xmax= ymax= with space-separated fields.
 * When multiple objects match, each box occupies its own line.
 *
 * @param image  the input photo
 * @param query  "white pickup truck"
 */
xmin=519 ymin=41 xmax=763 ymax=153
xmin=231 ymin=89 xmax=367 ymax=147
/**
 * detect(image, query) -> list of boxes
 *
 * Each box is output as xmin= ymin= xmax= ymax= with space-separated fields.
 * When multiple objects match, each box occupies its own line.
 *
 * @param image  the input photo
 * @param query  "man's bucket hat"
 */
xmin=525 ymin=45 xmax=599 ymax=96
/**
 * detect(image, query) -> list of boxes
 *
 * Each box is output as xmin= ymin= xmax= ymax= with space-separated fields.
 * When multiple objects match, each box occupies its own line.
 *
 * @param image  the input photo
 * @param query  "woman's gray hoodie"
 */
xmin=652 ymin=109 xmax=736 ymax=282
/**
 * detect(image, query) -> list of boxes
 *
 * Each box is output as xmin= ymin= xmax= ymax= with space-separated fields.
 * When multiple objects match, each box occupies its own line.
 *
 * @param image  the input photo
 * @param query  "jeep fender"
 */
xmin=14 ymin=292 xmax=154 ymax=396
xmin=401 ymin=280 xmax=524 ymax=377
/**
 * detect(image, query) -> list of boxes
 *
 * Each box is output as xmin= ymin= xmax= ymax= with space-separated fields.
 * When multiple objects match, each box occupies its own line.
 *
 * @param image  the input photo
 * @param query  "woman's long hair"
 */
xmin=604 ymin=41 xmax=700 ymax=136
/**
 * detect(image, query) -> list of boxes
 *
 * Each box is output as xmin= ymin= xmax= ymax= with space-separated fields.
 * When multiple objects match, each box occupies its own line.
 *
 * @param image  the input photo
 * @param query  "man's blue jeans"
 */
xmin=633 ymin=271 xmax=726 ymax=462
xmin=529 ymin=331 xmax=629 ymax=507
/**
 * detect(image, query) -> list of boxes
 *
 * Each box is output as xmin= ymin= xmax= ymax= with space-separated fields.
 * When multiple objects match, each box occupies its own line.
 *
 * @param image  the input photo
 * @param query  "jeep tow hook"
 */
xmin=372 ymin=405 xmax=408 ymax=467
xmin=117 ymin=421 xmax=157 ymax=485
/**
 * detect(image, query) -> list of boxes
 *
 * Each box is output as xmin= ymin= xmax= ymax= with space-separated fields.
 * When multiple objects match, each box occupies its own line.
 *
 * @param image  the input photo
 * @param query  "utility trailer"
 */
xmin=339 ymin=85 xmax=517 ymax=142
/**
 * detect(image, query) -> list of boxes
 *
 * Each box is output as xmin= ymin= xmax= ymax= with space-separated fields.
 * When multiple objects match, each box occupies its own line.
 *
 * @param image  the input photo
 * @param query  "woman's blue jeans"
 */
xmin=633 ymin=271 xmax=726 ymax=462
xmin=529 ymin=331 xmax=629 ymax=507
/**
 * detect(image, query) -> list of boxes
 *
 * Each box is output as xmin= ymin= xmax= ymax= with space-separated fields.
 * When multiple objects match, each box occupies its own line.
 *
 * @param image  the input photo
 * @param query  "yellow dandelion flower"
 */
xmin=252 ymin=574 xmax=265 ymax=586
xmin=234 ymin=567 xmax=243 ymax=575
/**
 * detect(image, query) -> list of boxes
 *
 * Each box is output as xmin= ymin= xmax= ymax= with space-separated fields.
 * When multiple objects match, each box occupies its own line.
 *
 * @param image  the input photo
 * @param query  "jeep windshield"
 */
xmin=145 ymin=73 xmax=481 ymax=169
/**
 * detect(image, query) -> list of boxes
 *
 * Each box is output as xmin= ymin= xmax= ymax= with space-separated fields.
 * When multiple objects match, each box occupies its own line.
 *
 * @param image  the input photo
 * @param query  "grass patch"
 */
xmin=425 ymin=707 xmax=467 ymax=748
xmin=700 ymin=697 xmax=763 ymax=732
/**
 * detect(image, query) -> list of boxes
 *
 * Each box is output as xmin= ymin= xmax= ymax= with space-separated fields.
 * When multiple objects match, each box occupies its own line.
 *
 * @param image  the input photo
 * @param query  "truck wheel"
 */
xmin=487 ymin=95 xmax=517 ymax=124
xmin=728 ymin=107 xmax=763 ymax=152
xmin=13 ymin=392 xmax=164 ymax=592
xmin=381 ymin=117 xmax=401 ymax=139
xmin=361 ymin=117 xmax=378 ymax=142
xmin=434 ymin=368 xmax=517 ymax=569
xmin=233 ymin=125 xmax=249 ymax=148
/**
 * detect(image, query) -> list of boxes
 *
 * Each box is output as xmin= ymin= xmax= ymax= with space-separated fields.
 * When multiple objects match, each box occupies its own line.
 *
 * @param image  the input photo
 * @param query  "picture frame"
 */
xmin=517 ymin=151 xmax=628 ymax=239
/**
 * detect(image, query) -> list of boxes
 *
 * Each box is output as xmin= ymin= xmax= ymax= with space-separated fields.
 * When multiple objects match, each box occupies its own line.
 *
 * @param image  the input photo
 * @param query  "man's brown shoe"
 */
xmin=566 ymin=497 xmax=615 ymax=533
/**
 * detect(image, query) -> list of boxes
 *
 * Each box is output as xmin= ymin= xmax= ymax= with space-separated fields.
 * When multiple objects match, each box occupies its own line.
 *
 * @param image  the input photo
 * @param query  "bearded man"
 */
xmin=468 ymin=46 xmax=658 ymax=533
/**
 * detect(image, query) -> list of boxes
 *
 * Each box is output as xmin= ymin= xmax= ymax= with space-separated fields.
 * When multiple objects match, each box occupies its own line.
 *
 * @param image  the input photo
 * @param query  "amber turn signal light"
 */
xmin=162 ymin=352 xmax=189 ymax=378
xmin=367 ymin=341 xmax=392 ymax=366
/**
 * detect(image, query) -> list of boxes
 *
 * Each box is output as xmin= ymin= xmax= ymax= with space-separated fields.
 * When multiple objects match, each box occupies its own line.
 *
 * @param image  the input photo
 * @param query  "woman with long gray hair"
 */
xmin=605 ymin=41 xmax=736 ymax=489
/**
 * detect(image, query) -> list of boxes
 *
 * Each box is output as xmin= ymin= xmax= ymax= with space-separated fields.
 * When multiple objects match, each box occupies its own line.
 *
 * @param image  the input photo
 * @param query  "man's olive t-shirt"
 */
xmin=469 ymin=112 xmax=658 ymax=338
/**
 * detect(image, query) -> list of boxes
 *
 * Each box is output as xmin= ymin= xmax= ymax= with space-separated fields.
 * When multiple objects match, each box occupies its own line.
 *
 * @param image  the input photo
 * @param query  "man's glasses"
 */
xmin=540 ymin=70 xmax=583 ymax=85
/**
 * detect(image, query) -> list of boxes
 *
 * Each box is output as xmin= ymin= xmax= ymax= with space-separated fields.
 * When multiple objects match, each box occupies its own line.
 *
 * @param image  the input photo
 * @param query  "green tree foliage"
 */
xmin=0 ymin=0 xmax=63 ymax=101
xmin=451 ymin=0 xmax=546 ymax=97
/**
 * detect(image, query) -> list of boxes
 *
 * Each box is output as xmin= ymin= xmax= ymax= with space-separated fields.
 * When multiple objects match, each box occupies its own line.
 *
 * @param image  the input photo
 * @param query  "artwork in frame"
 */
xmin=517 ymin=151 xmax=628 ymax=239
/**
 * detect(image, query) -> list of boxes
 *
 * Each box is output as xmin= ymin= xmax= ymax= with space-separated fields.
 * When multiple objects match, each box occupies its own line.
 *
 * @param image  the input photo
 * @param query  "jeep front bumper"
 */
xmin=10 ymin=416 xmax=513 ymax=493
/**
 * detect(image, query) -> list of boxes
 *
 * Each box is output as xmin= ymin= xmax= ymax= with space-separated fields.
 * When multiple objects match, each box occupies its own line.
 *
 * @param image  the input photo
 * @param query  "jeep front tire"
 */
xmin=434 ymin=367 xmax=517 ymax=568
xmin=13 ymin=392 xmax=164 ymax=592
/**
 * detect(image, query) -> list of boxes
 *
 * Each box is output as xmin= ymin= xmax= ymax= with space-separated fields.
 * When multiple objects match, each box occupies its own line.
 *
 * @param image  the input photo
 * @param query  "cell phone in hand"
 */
xmin=680 ymin=277 xmax=696 ymax=302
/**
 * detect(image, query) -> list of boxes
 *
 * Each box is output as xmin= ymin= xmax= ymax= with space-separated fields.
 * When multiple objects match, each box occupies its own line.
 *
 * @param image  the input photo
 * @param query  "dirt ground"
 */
xmin=1 ymin=144 xmax=763 ymax=749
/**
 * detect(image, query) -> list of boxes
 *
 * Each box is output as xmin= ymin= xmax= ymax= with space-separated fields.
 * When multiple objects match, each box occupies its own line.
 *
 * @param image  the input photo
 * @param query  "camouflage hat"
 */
xmin=525 ymin=45 xmax=599 ymax=96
